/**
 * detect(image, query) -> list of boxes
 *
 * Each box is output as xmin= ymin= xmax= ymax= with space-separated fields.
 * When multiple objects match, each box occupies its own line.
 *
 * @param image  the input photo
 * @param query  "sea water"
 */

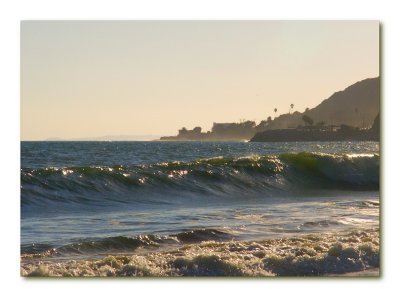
xmin=21 ymin=141 xmax=380 ymax=276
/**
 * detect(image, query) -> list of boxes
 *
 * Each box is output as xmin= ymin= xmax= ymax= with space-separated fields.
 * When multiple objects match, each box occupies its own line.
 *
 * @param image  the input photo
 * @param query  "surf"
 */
xmin=21 ymin=152 xmax=379 ymax=209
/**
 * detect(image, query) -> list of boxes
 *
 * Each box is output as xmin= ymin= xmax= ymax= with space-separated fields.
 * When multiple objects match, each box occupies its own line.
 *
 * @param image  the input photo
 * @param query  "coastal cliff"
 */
xmin=265 ymin=77 xmax=380 ymax=130
xmin=160 ymin=77 xmax=380 ymax=141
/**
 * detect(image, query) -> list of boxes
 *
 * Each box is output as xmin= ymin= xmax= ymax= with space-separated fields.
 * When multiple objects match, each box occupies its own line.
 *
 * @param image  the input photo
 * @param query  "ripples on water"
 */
xmin=20 ymin=141 xmax=380 ymax=276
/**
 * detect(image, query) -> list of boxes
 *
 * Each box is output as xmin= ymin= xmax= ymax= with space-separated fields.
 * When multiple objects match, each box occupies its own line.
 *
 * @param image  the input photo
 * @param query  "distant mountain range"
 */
xmin=44 ymin=135 xmax=162 ymax=141
xmin=266 ymin=77 xmax=380 ymax=129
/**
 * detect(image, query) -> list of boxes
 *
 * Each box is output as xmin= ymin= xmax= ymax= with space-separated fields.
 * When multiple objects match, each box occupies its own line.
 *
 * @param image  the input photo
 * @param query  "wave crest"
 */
xmin=21 ymin=153 xmax=379 ymax=207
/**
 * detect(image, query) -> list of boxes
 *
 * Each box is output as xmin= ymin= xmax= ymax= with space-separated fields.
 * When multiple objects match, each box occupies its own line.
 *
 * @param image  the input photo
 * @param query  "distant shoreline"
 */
xmin=250 ymin=126 xmax=379 ymax=142
xmin=158 ymin=77 xmax=380 ymax=143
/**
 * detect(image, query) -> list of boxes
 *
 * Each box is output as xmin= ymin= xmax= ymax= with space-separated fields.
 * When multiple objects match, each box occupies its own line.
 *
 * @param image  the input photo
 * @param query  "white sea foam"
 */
xmin=21 ymin=228 xmax=379 ymax=277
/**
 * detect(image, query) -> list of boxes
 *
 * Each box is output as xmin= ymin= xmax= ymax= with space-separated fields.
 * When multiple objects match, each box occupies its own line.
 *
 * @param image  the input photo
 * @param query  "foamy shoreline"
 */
xmin=21 ymin=228 xmax=379 ymax=277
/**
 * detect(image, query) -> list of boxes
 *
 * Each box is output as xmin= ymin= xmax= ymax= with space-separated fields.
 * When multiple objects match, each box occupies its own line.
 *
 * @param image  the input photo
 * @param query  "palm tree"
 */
xmin=274 ymin=108 xmax=278 ymax=118
xmin=290 ymin=104 xmax=294 ymax=114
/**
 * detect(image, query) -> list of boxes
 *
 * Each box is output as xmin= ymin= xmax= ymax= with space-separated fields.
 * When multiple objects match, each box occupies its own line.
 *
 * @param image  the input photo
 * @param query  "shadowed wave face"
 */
xmin=20 ymin=228 xmax=233 ymax=257
xmin=21 ymin=152 xmax=379 ymax=212
xmin=20 ymin=142 xmax=380 ymax=276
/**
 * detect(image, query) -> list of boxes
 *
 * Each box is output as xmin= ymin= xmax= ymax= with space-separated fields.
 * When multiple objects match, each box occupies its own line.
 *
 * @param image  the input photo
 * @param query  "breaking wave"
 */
xmin=21 ymin=228 xmax=233 ymax=257
xmin=21 ymin=152 xmax=379 ymax=208
xmin=21 ymin=228 xmax=380 ymax=277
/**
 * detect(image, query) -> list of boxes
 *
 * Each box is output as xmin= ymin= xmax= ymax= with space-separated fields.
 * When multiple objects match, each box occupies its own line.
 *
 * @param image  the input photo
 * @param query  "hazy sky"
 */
xmin=21 ymin=21 xmax=379 ymax=140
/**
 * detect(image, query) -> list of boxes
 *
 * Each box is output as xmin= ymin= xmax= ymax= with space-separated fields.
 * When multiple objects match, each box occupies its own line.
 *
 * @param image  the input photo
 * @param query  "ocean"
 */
xmin=21 ymin=141 xmax=380 ymax=276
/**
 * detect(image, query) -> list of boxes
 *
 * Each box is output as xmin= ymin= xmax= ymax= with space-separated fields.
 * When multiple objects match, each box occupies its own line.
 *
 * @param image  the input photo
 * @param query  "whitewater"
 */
xmin=21 ymin=141 xmax=380 ymax=276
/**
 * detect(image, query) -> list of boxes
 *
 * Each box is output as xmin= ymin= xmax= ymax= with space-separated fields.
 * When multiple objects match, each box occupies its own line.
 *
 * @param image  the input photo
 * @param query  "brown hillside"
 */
xmin=267 ymin=77 xmax=380 ymax=129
